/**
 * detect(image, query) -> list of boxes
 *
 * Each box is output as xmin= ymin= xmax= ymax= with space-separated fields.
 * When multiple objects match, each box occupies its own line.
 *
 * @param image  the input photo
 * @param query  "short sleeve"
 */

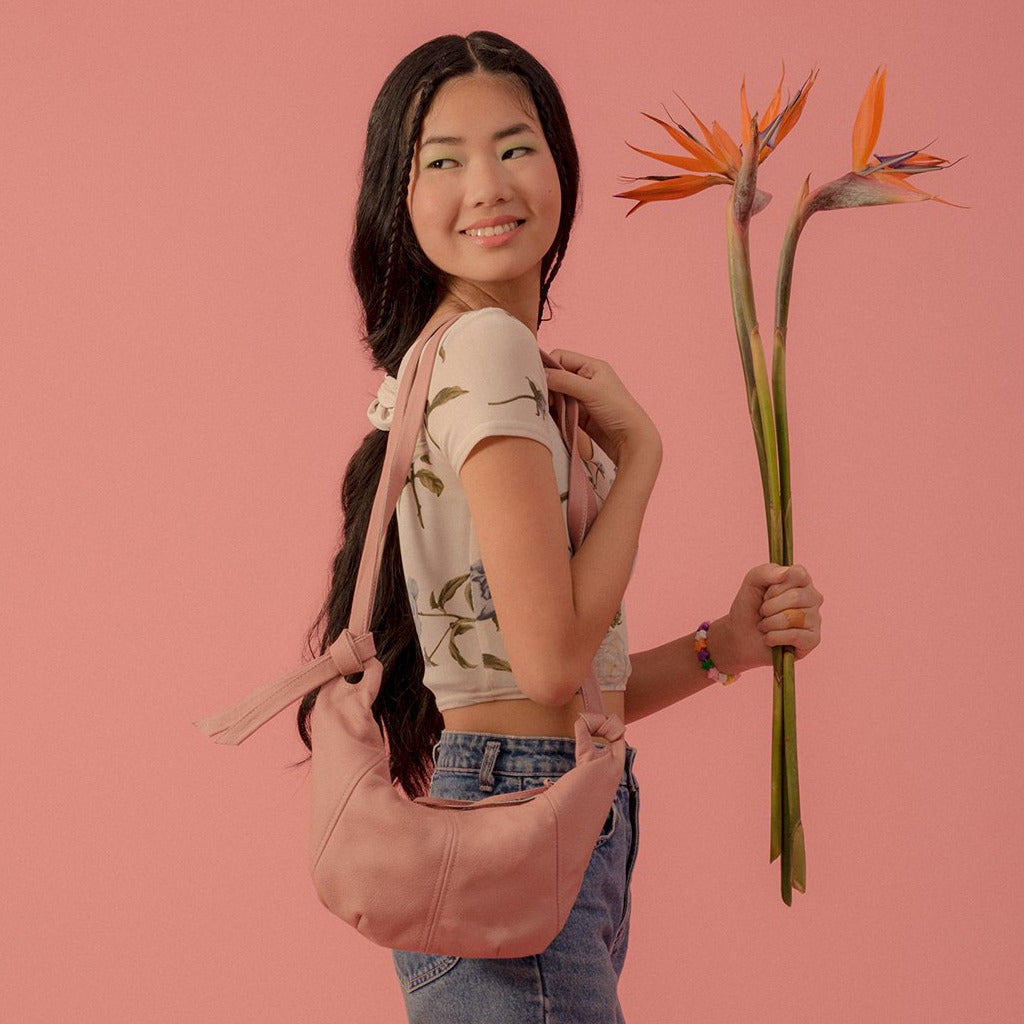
xmin=424 ymin=308 xmax=556 ymax=475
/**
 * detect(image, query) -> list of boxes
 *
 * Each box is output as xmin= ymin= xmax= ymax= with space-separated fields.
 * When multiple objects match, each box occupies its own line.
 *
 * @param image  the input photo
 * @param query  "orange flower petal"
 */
xmin=885 ymin=149 xmax=951 ymax=170
xmin=852 ymin=66 xmax=886 ymax=171
xmin=760 ymin=67 xmax=819 ymax=162
xmin=740 ymin=74 xmax=753 ymax=149
xmin=759 ymin=61 xmax=786 ymax=134
xmin=614 ymin=173 xmax=732 ymax=216
xmin=671 ymin=92 xmax=727 ymax=161
xmin=613 ymin=173 xmax=732 ymax=201
xmin=868 ymin=173 xmax=933 ymax=199
xmin=874 ymin=172 xmax=967 ymax=209
xmin=710 ymin=120 xmax=743 ymax=170
xmin=624 ymin=140 xmax=715 ymax=173
xmin=639 ymin=111 xmax=729 ymax=173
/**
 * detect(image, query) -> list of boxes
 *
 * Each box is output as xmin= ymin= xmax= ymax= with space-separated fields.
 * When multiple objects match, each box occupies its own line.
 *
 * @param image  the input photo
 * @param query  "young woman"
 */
xmin=299 ymin=31 xmax=823 ymax=1024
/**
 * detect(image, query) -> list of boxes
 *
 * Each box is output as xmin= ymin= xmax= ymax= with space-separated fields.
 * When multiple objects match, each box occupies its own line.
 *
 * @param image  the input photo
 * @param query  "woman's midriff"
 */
xmin=442 ymin=690 xmax=626 ymax=738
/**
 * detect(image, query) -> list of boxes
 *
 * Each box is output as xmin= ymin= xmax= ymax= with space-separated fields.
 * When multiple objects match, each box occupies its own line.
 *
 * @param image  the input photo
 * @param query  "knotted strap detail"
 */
xmin=572 ymin=710 xmax=626 ymax=765
xmin=193 ymin=629 xmax=376 ymax=745
xmin=575 ymin=710 xmax=625 ymax=744
xmin=328 ymin=628 xmax=377 ymax=676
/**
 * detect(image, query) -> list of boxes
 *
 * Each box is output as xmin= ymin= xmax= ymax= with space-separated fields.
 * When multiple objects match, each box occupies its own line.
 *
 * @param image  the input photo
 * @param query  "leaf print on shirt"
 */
xmin=487 ymin=375 xmax=548 ymax=419
xmin=422 ymin=376 xmax=547 ymax=457
xmin=470 ymin=560 xmax=512 ymax=671
xmin=405 ymin=561 xmax=512 ymax=672
xmin=405 ymin=445 xmax=443 ymax=529
xmin=423 ymin=385 xmax=469 ymax=452
xmin=468 ymin=560 xmax=496 ymax=624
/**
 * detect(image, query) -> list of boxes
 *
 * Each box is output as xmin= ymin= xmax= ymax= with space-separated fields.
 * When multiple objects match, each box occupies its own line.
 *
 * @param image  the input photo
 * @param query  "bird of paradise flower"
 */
xmin=617 ymin=64 xmax=818 ymax=217
xmin=616 ymin=65 xmax=964 ymax=905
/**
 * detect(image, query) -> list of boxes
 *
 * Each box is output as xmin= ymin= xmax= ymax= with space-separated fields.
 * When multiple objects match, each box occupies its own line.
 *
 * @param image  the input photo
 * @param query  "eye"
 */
xmin=424 ymin=147 xmax=532 ymax=170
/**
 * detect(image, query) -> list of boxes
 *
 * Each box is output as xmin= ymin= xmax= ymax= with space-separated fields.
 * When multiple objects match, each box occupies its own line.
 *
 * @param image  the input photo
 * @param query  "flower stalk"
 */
xmin=726 ymin=121 xmax=803 ymax=902
xmin=617 ymin=64 xmax=962 ymax=905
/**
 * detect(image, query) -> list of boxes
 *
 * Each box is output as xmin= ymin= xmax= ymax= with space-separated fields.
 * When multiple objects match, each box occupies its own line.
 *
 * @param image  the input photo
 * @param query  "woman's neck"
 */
xmin=436 ymin=277 xmax=541 ymax=338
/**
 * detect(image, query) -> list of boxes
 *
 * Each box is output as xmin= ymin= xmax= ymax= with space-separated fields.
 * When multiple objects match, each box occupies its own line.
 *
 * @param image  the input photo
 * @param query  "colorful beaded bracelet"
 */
xmin=695 ymin=621 xmax=741 ymax=685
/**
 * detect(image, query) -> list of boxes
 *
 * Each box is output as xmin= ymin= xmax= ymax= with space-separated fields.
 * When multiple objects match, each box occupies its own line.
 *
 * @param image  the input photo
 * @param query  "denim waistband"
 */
xmin=432 ymin=730 xmax=638 ymax=789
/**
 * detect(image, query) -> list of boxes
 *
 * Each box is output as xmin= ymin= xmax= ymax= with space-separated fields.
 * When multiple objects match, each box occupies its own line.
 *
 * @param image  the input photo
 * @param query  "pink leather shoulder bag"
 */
xmin=194 ymin=312 xmax=627 ymax=959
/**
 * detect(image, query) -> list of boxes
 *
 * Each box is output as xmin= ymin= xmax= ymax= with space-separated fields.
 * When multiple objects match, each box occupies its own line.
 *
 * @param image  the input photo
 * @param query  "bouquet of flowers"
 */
xmin=616 ymin=65 xmax=964 ymax=904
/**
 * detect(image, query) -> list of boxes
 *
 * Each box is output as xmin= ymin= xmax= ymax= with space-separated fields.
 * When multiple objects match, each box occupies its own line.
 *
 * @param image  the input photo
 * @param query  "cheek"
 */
xmin=539 ymin=162 xmax=562 ymax=221
xmin=407 ymin=189 xmax=443 ymax=250
xmin=549 ymin=184 xmax=562 ymax=220
xmin=542 ymin=178 xmax=562 ymax=238
xmin=409 ymin=179 xmax=455 ymax=233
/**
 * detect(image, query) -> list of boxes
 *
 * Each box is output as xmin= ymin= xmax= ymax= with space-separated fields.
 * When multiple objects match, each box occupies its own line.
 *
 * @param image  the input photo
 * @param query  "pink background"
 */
xmin=3 ymin=1 xmax=1020 ymax=1021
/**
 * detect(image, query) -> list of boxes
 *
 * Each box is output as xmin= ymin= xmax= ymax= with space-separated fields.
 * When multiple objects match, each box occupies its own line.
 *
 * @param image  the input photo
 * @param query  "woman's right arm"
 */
xmin=458 ymin=359 xmax=662 ymax=707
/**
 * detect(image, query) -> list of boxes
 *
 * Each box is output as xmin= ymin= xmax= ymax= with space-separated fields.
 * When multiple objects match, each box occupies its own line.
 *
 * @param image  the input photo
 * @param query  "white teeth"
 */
xmin=463 ymin=221 xmax=521 ymax=237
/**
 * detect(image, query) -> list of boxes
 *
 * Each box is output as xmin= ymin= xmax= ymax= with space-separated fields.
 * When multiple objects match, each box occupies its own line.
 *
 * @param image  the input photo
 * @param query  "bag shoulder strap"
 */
xmin=194 ymin=312 xmax=609 ymax=745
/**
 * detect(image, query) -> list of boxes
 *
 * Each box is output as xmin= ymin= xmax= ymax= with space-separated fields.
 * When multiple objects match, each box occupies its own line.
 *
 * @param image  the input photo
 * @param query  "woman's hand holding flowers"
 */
xmin=713 ymin=563 xmax=824 ymax=677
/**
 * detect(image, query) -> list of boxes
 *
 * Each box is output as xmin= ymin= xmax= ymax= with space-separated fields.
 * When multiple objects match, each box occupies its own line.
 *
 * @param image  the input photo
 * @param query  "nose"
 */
xmin=467 ymin=154 xmax=514 ymax=207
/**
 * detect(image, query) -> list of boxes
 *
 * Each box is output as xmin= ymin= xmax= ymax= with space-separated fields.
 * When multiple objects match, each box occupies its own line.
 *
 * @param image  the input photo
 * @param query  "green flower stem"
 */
xmin=725 ymin=218 xmax=771 ymax=520
xmin=773 ymin=326 xmax=804 ymax=897
xmin=726 ymin=198 xmax=796 ymax=903
xmin=771 ymin=185 xmax=814 ymax=896
xmin=725 ymin=210 xmax=782 ymax=552
xmin=773 ymin=642 xmax=787 ymax=897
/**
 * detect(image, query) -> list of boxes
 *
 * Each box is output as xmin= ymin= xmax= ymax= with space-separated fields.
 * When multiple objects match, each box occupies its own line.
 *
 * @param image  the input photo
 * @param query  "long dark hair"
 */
xmin=297 ymin=31 xmax=581 ymax=797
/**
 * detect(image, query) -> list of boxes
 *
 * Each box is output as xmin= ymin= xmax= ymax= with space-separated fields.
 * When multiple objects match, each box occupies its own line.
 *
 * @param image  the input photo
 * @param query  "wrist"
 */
xmin=701 ymin=617 xmax=743 ymax=680
xmin=617 ymin=431 xmax=663 ymax=473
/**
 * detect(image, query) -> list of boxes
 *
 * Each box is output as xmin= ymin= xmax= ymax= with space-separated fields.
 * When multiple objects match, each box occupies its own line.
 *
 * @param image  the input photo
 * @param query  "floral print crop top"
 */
xmin=384 ymin=306 xmax=632 ymax=713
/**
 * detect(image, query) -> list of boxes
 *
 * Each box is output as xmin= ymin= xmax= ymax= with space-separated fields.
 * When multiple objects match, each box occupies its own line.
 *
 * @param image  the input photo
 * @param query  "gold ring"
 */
xmin=784 ymin=608 xmax=806 ymax=629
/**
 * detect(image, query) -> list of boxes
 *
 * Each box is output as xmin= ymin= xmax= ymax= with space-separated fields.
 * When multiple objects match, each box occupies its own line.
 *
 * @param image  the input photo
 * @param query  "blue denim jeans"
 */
xmin=391 ymin=730 xmax=641 ymax=1024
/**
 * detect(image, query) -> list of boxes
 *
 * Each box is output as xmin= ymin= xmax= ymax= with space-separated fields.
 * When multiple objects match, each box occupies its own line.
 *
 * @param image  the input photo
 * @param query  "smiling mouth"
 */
xmin=461 ymin=220 xmax=525 ymax=238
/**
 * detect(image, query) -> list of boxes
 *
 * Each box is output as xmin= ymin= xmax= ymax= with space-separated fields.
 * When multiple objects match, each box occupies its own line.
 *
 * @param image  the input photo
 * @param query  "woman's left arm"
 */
xmin=623 ymin=563 xmax=824 ymax=725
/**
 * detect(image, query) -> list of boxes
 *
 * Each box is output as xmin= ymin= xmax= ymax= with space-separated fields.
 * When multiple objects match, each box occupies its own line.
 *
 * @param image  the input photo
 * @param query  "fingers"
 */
xmin=760 ymin=585 xmax=817 ymax=617
xmin=548 ymin=347 xmax=596 ymax=365
xmin=760 ymin=607 xmax=820 ymax=637
xmin=762 ymin=613 xmax=821 ymax=651
xmin=760 ymin=593 xmax=822 ymax=638
xmin=783 ymin=607 xmax=807 ymax=629
xmin=544 ymin=362 xmax=592 ymax=394
xmin=757 ymin=562 xmax=823 ymax=659
xmin=761 ymin=626 xmax=818 ymax=657
xmin=546 ymin=348 xmax=604 ymax=377
xmin=761 ymin=564 xmax=823 ymax=605
xmin=760 ymin=562 xmax=807 ymax=596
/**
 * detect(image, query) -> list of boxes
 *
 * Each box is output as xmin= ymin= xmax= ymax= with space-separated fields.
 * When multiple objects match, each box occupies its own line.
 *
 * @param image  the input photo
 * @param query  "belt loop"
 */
xmin=478 ymin=740 xmax=501 ymax=792
xmin=624 ymin=743 xmax=637 ymax=790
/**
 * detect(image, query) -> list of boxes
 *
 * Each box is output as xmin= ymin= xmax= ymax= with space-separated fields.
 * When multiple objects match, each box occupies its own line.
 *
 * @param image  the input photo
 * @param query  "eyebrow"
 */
xmin=420 ymin=123 xmax=537 ymax=148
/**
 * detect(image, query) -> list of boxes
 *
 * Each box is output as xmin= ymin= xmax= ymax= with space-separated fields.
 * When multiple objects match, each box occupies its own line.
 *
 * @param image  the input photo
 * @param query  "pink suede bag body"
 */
xmin=194 ymin=312 xmax=627 ymax=959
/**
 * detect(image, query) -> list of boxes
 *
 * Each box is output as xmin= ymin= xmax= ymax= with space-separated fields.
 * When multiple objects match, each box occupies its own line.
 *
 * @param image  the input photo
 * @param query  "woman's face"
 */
xmin=406 ymin=73 xmax=562 ymax=311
